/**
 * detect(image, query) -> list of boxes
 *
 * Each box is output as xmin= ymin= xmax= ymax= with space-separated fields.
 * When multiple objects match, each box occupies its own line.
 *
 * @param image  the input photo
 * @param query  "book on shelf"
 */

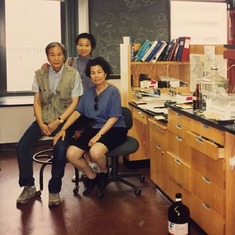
xmin=181 ymin=36 xmax=191 ymax=61
xmin=150 ymin=41 xmax=167 ymax=62
xmin=171 ymin=38 xmax=181 ymax=61
xmin=175 ymin=37 xmax=185 ymax=61
xmin=140 ymin=40 xmax=159 ymax=62
xmin=134 ymin=40 xmax=152 ymax=61
xmin=158 ymin=41 xmax=171 ymax=61
xmin=168 ymin=38 xmax=179 ymax=61
xmin=145 ymin=41 xmax=165 ymax=62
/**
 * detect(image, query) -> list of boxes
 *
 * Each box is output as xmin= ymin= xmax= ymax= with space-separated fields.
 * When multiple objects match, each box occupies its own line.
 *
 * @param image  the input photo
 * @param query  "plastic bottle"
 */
xmin=192 ymin=83 xmax=201 ymax=111
xmin=168 ymin=193 xmax=190 ymax=235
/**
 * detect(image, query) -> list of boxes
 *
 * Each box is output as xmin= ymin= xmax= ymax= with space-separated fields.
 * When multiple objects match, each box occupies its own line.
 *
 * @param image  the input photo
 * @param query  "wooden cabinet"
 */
xmin=149 ymin=118 xmax=168 ymax=189
xmin=167 ymin=108 xmax=228 ymax=235
xmin=129 ymin=103 xmax=235 ymax=234
xmin=127 ymin=107 xmax=150 ymax=161
xmin=121 ymin=42 xmax=235 ymax=233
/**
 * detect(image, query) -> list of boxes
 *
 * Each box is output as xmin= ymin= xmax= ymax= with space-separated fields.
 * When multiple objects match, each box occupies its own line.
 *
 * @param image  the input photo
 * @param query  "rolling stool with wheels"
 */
xmin=97 ymin=107 xmax=145 ymax=199
xmin=32 ymin=138 xmax=80 ymax=195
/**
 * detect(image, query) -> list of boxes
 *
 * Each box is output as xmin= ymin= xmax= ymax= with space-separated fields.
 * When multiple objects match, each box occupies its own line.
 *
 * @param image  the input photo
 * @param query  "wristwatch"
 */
xmin=58 ymin=117 xmax=64 ymax=123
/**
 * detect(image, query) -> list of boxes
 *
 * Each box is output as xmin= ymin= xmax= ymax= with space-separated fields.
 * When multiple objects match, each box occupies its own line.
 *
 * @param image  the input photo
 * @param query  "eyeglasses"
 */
xmin=94 ymin=96 xmax=98 ymax=110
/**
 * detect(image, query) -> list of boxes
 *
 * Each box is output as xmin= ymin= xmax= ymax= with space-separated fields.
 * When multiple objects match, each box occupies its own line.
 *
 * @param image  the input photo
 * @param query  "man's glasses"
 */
xmin=94 ymin=96 xmax=98 ymax=110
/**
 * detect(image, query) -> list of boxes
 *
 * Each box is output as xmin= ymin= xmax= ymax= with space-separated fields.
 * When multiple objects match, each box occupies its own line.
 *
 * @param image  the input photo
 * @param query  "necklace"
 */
xmin=96 ymin=83 xmax=109 ymax=95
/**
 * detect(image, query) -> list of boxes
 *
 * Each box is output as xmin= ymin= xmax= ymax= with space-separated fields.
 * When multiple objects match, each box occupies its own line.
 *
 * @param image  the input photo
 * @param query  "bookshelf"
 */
xmin=130 ymin=61 xmax=190 ymax=87
xmin=120 ymin=43 xmax=191 ymax=107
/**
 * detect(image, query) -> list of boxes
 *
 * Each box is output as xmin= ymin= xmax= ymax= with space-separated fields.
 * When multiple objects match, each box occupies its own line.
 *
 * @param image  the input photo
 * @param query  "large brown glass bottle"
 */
xmin=168 ymin=193 xmax=190 ymax=235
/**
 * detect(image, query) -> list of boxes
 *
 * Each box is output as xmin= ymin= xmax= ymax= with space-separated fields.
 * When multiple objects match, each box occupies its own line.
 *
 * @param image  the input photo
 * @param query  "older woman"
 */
xmin=54 ymin=57 xmax=127 ymax=196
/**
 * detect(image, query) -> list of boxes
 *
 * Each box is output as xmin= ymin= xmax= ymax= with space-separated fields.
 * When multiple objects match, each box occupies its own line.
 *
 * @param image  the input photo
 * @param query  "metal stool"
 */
xmin=32 ymin=139 xmax=80 ymax=195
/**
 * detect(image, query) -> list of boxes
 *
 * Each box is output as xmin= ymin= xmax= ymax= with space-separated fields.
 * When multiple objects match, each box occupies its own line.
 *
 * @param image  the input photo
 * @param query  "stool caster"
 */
xmin=135 ymin=188 xmax=141 ymax=196
xmin=36 ymin=190 xmax=42 ymax=196
xmin=97 ymin=188 xmax=104 ymax=199
xmin=73 ymin=186 xmax=79 ymax=195
xmin=139 ymin=175 xmax=145 ymax=183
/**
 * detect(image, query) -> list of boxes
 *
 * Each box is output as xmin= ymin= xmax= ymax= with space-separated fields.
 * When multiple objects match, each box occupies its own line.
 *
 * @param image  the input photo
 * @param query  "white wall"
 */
xmin=0 ymin=106 xmax=35 ymax=144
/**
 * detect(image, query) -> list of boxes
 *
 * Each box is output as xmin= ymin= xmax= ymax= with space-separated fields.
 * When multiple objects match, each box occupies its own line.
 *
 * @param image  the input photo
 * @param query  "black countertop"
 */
xmin=129 ymin=101 xmax=235 ymax=135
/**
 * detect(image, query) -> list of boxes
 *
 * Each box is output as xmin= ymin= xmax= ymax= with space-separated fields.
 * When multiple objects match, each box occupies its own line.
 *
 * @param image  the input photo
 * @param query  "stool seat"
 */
xmin=106 ymin=136 xmax=139 ymax=157
xmin=32 ymin=145 xmax=80 ymax=195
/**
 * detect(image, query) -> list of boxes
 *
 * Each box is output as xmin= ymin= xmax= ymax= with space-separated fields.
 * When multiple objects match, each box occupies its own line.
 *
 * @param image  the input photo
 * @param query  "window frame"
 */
xmin=0 ymin=0 xmax=78 ymax=97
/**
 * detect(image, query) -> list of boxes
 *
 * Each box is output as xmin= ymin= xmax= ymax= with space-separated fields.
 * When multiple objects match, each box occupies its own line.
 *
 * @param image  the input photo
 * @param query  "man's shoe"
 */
xmin=97 ymin=172 xmax=108 ymax=189
xmin=16 ymin=186 xmax=37 ymax=205
xmin=48 ymin=193 xmax=61 ymax=207
xmin=83 ymin=176 xmax=97 ymax=196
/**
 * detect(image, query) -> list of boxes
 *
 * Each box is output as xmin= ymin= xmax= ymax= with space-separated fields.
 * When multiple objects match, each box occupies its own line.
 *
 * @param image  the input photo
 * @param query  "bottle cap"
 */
xmin=176 ymin=193 xmax=182 ymax=199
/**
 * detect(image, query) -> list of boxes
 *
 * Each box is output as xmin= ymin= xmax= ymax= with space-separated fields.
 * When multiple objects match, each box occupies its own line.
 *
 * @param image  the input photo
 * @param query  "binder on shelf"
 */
xmin=176 ymin=37 xmax=185 ymax=61
xmin=150 ymin=41 xmax=167 ymax=62
xmin=141 ymin=40 xmax=158 ymax=62
xmin=168 ymin=38 xmax=179 ymax=61
xmin=158 ymin=41 xmax=171 ymax=61
xmin=134 ymin=40 xmax=152 ymax=61
xmin=171 ymin=38 xmax=179 ymax=61
xmin=181 ymin=36 xmax=191 ymax=62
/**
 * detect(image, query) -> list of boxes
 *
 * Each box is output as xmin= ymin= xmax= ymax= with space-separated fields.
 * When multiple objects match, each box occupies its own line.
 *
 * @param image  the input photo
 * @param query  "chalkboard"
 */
xmin=89 ymin=0 xmax=170 ymax=76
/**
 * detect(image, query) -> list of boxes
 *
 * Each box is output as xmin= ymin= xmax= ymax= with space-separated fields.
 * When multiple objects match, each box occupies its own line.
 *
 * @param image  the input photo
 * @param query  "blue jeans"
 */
xmin=16 ymin=121 xmax=74 ymax=193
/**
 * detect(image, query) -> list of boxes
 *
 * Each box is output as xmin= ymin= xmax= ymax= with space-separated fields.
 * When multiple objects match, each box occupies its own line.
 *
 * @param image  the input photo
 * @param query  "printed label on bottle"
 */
xmin=168 ymin=221 xmax=188 ymax=235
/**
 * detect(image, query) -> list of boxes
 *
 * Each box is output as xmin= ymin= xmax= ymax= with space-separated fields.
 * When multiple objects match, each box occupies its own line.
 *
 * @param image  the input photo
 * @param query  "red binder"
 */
xmin=181 ymin=36 xmax=191 ymax=62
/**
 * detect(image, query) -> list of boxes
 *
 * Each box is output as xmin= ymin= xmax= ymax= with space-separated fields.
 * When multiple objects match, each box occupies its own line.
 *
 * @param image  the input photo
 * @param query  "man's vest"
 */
xmin=35 ymin=65 xmax=77 ymax=123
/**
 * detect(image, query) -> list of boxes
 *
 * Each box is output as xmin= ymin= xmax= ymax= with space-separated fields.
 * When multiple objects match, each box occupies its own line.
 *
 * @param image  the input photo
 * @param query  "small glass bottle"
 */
xmin=168 ymin=193 xmax=190 ymax=235
xmin=192 ymin=83 xmax=201 ymax=111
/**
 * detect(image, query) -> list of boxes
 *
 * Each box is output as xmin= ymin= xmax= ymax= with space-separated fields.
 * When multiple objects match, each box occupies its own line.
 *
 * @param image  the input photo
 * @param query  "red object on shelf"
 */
xmin=224 ymin=49 xmax=235 ymax=93
xmin=228 ymin=10 xmax=235 ymax=44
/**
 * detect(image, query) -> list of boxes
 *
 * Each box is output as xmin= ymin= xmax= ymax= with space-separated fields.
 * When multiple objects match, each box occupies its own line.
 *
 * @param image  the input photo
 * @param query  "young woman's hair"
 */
xmin=85 ymin=56 xmax=112 ymax=79
xmin=75 ymin=33 xmax=97 ymax=50
xmin=45 ymin=42 xmax=66 ymax=62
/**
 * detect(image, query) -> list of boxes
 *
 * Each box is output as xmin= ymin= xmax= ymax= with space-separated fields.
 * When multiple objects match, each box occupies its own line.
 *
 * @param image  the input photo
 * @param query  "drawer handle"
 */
xmin=174 ymin=158 xmax=181 ymax=165
xmin=197 ymin=136 xmax=203 ymax=144
xmin=203 ymin=124 xmax=209 ymax=129
xmin=137 ymin=111 xmax=144 ymax=118
xmin=156 ymin=125 xmax=164 ymax=134
xmin=176 ymin=124 xmax=182 ymax=130
xmin=176 ymin=136 xmax=182 ymax=142
xmin=177 ymin=113 xmax=182 ymax=117
xmin=202 ymin=176 xmax=211 ymax=184
xmin=156 ymin=144 xmax=161 ymax=150
xmin=202 ymin=202 xmax=211 ymax=211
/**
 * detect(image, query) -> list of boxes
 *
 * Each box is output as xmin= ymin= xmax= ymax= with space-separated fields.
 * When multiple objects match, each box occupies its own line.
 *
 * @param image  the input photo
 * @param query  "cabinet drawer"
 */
xmin=149 ymin=118 xmax=168 ymax=150
xmin=168 ymin=120 xmax=185 ymax=137
xmin=168 ymin=131 xmax=192 ymax=165
xmin=191 ymin=148 xmax=225 ymax=189
xmin=185 ymin=130 xmax=224 ymax=160
xmin=166 ymin=151 xmax=191 ymax=192
xmin=150 ymin=140 xmax=166 ymax=189
xmin=185 ymin=117 xmax=225 ymax=146
xmin=132 ymin=108 xmax=148 ymax=125
xmin=191 ymin=194 xmax=224 ymax=235
xmin=165 ymin=177 xmax=192 ymax=208
xmin=168 ymin=109 xmax=185 ymax=125
xmin=192 ymin=169 xmax=225 ymax=216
